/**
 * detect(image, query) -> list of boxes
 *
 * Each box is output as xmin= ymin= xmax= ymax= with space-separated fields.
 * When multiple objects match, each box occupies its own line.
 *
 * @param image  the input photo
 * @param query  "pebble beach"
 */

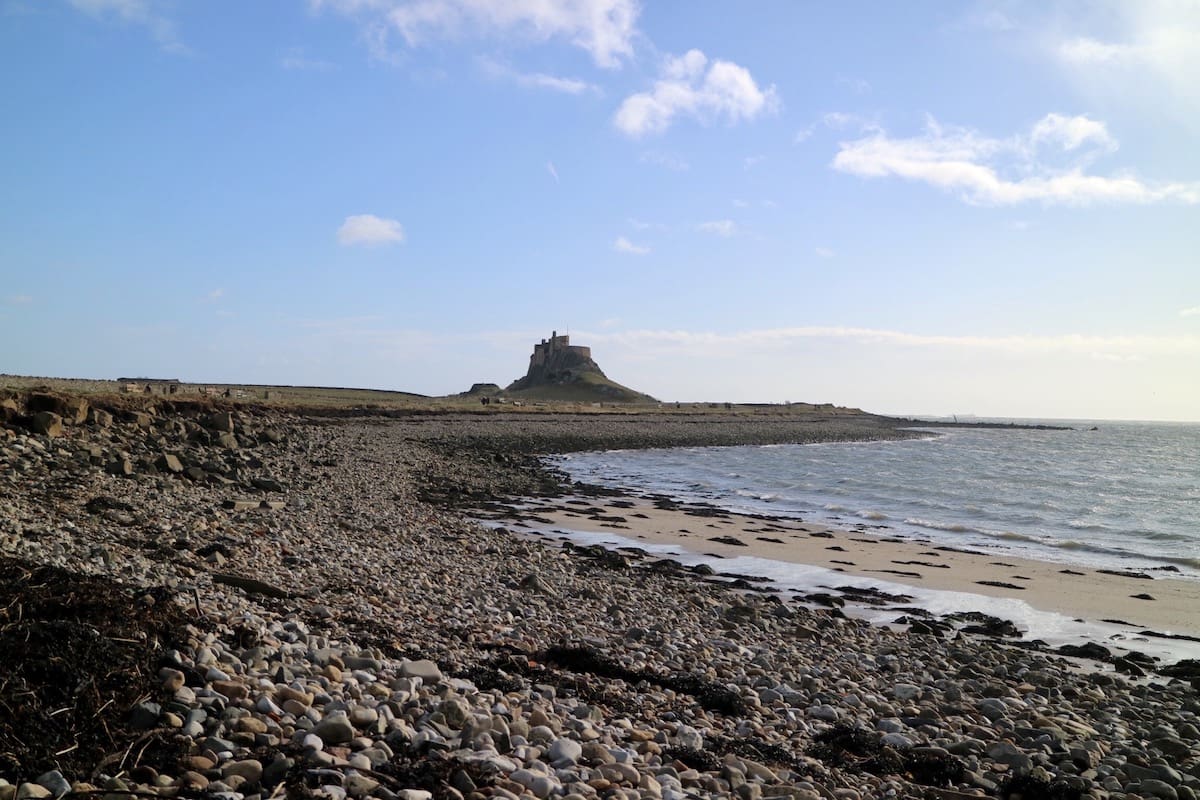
xmin=3 ymin=394 xmax=1199 ymax=800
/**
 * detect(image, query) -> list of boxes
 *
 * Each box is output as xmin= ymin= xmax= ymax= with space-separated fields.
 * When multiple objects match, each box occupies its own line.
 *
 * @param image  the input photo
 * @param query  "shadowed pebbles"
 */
xmin=2 ymin=398 xmax=1199 ymax=800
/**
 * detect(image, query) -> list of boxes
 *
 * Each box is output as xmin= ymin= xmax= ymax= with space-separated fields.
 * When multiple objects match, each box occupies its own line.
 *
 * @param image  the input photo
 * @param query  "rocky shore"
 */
xmin=2 ymin=393 xmax=1199 ymax=800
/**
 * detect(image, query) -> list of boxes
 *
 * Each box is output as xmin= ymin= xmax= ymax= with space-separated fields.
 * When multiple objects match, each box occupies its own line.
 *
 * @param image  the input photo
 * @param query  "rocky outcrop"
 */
xmin=461 ymin=382 xmax=503 ymax=397
xmin=506 ymin=332 xmax=654 ymax=403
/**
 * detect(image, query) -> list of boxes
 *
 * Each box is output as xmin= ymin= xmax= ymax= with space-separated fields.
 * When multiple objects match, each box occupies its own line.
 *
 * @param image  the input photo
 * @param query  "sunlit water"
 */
xmin=539 ymin=421 xmax=1200 ymax=661
xmin=552 ymin=421 xmax=1200 ymax=579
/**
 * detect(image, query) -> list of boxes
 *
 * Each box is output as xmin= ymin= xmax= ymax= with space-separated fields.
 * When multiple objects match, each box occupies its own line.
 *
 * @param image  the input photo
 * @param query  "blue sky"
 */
xmin=2 ymin=1 xmax=1198 ymax=420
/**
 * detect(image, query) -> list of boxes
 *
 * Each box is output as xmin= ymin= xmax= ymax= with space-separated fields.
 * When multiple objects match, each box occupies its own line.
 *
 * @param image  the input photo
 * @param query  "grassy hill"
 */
xmin=504 ymin=371 xmax=656 ymax=404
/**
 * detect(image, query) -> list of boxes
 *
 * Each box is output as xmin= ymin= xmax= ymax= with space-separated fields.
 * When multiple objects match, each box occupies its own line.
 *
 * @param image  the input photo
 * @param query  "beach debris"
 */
xmin=976 ymin=579 xmax=1025 ymax=590
xmin=211 ymin=572 xmax=294 ymax=599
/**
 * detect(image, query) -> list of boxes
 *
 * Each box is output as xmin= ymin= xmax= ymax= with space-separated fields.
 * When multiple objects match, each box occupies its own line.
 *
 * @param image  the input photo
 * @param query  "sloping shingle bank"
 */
xmin=1 ymin=400 xmax=1198 ymax=800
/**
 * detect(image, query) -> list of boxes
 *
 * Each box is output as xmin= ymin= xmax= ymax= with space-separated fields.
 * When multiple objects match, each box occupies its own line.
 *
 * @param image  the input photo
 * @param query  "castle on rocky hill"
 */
xmin=508 ymin=331 xmax=604 ymax=390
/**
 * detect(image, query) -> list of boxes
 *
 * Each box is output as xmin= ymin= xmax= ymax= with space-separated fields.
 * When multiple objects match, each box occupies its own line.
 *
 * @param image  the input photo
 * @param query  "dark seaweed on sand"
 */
xmin=999 ymin=774 xmax=1085 ymax=800
xmin=542 ymin=646 xmax=747 ymax=716
xmin=806 ymin=724 xmax=964 ymax=787
xmin=0 ymin=558 xmax=193 ymax=783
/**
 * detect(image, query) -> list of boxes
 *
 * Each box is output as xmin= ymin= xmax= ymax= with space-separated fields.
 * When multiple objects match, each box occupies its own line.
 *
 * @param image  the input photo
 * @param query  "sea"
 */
xmin=542 ymin=420 xmax=1200 ymax=661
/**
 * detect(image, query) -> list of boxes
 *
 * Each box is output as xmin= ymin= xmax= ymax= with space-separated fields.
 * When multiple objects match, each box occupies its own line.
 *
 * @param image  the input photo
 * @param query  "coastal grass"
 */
xmin=0 ymin=373 xmax=866 ymax=417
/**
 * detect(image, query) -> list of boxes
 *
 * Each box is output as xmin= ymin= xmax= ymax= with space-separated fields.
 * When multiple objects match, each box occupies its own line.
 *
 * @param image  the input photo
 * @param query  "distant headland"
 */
xmin=462 ymin=331 xmax=655 ymax=404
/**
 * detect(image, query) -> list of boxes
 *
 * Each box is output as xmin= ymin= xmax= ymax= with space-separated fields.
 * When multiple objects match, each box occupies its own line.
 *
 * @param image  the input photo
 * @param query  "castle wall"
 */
xmin=529 ymin=333 xmax=587 ymax=368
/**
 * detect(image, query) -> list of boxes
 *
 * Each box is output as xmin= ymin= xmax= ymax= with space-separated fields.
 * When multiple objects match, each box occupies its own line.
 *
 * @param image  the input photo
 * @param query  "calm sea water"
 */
xmin=551 ymin=421 xmax=1200 ymax=580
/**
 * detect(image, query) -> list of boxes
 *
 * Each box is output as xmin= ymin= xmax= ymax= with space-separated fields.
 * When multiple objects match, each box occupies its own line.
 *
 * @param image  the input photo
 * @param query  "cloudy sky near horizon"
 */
xmin=2 ymin=1 xmax=1198 ymax=420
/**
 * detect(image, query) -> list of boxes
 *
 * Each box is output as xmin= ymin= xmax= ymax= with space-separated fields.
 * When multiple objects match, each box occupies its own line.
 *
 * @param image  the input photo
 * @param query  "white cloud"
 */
xmin=814 ymin=247 xmax=834 ymax=258
xmin=1051 ymin=3 xmax=1200 ymax=123
xmin=743 ymin=155 xmax=765 ymax=169
xmin=1181 ymin=306 xmax=1200 ymax=318
xmin=1059 ymin=37 xmax=1134 ymax=65
xmin=732 ymin=198 xmax=749 ymax=208
xmin=478 ymin=56 xmax=596 ymax=94
xmin=206 ymin=288 xmax=225 ymax=301
xmin=518 ymin=71 xmax=593 ymax=93
xmin=313 ymin=0 xmax=639 ymax=68
xmin=546 ymin=161 xmax=559 ymax=182
xmin=614 ymin=49 xmax=779 ymax=137
xmin=1029 ymin=112 xmax=1115 ymax=153
xmin=613 ymin=235 xmax=649 ymax=255
xmin=338 ymin=214 xmax=406 ymax=245
xmin=696 ymin=220 xmax=736 ymax=237
xmin=4 ymin=294 xmax=32 ymax=306
xmin=832 ymin=114 xmax=1200 ymax=206
xmin=639 ymin=151 xmax=689 ymax=171
xmin=793 ymin=125 xmax=815 ymax=144
xmin=67 ymin=0 xmax=187 ymax=53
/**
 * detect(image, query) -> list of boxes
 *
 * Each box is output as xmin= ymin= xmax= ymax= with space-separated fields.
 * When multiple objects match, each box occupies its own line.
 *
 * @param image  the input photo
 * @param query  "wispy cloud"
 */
xmin=1053 ymin=3 xmax=1200 ymax=122
xmin=281 ymin=47 xmax=335 ymax=71
xmin=546 ymin=161 xmax=559 ymax=182
xmin=743 ymin=154 xmax=766 ymax=170
xmin=337 ymin=214 xmax=406 ymax=246
xmin=580 ymin=326 xmax=1200 ymax=361
xmin=614 ymin=49 xmax=779 ymax=137
xmin=1181 ymin=306 xmax=1200 ymax=318
xmin=613 ymin=235 xmax=649 ymax=255
xmin=821 ymin=111 xmax=877 ymax=131
xmin=67 ymin=0 xmax=188 ymax=54
xmin=4 ymin=294 xmax=32 ymax=306
xmin=313 ymin=0 xmax=639 ymax=68
xmin=794 ymin=111 xmax=878 ymax=143
xmin=814 ymin=247 xmax=834 ymax=258
xmin=478 ymin=56 xmax=597 ymax=94
xmin=205 ymin=288 xmax=225 ymax=302
xmin=696 ymin=219 xmax=737 ymax=237
xmin=835 ymin=75 xmax=871 ymax=94
xmin=639 ymin=150 xmax=689 ymax=171
xmin=832 ymin=113 xmax=1199 ymax=206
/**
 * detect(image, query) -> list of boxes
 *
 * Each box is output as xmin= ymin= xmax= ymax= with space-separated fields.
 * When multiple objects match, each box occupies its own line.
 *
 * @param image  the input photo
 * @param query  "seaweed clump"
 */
xmin=0 ymin=558 xmax=192 ymax=782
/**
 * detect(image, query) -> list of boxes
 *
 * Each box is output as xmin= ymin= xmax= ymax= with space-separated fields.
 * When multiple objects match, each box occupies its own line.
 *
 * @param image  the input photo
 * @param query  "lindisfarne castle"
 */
xmin=504 ymin=331 xmax=653 ymax=402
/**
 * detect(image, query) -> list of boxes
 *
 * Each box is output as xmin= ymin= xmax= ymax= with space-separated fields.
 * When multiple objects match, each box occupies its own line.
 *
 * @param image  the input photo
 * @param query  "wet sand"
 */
xmin=510 ymin=495 xmax=1200 ymax=641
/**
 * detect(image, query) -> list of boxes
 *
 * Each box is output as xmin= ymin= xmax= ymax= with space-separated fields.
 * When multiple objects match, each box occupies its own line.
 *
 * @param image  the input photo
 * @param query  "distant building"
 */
xmin=527 ymin=331 xmax=592 ymax=370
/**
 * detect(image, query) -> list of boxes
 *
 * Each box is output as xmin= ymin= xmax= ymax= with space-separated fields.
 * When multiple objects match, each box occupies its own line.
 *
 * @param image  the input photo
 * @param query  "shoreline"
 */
xmin=488 ymin=492 xmax=1200 ymax=664
xmin=5 ymin=393 xmax=1200 ymax=800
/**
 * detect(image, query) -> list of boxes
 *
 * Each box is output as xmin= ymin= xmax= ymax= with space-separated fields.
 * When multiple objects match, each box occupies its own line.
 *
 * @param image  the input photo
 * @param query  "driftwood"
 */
xmin=212 ymin=572 xmax=293 ymax=599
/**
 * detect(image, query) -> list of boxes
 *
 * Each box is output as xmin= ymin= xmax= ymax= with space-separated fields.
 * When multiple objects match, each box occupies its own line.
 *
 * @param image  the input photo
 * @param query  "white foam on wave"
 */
xmin=904 ymin=517 xmax=973 ymax=533
xmin=496 ymin=520 xmax=1200 ymax=665
xmin=857 ymin=510 xmax=889 ymax=521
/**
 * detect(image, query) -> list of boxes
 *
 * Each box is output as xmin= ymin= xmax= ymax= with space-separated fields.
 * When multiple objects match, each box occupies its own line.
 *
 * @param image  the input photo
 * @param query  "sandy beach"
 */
xmin=504 ymin=494 xmax=1200 ymax=645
